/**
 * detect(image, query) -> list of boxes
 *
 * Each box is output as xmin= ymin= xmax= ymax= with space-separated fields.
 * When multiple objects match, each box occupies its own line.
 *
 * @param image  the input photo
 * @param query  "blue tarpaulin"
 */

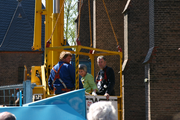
xmin=0 ymin=89 xmax=86 ymax=120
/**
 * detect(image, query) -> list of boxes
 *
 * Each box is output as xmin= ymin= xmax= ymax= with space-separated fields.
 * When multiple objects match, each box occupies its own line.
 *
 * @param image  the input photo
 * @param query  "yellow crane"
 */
xmin=31 ymin=0 xmax=123 ymax=119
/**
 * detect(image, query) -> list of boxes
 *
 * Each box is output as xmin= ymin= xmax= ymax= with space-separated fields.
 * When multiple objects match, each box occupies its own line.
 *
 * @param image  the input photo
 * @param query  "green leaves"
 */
xmin=64 ymin=0 xmax=78 ymax=46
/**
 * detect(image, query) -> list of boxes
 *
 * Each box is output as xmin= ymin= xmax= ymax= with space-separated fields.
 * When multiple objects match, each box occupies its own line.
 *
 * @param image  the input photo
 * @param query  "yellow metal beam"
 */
xmin=32 ymin=0 xmax=42 ymax=50
xmin=46 ymin=46 xmax=121 ymax=56
xmin=31 ymin=66 xmax=41 ymax=85
xmin=51 ymin=0 xmax=64 ymax=67
xmin=89 ymin=54 xmax=95 ymax=77
xmin=44 ymin=0 xmax=53 ymax=88
xmin=118 ymin=96 xmax=122 ymax=120
xmin=41 ymin=9 xmax=47 ymax=15
xmin=41 ymin=65 xmax=47 ymax=98
xmin=75 ymin=52 xmax=79 ymax=89
xmin=52 ymin=13 xmax=61 ymax=66
xmin=119 ymin=52 xmax=123 ymax=120
xmin=33 ymin=86 xmax=44 ymax=94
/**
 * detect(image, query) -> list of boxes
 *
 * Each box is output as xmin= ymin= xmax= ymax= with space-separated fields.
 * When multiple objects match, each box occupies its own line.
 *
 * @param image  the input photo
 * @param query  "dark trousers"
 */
xmin=54 ymin=86 xmax=66 ymax=95
xmin=54 ymin=86 xmax=74 ymax=95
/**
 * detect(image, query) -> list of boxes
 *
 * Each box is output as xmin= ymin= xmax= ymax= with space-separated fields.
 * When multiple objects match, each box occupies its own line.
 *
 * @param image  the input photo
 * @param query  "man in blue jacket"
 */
xmin=48 ymin=51 xmax=83 ymax=94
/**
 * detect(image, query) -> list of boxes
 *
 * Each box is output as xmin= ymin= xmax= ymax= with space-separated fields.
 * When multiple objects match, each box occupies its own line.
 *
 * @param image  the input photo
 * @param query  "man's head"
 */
xmin=0 ymin=112 xmax=16 ymax=120
xmin=59 ymin=51 xmax=72 ymax=64
xmin=97 ymin=56 xmax=106 ymax=69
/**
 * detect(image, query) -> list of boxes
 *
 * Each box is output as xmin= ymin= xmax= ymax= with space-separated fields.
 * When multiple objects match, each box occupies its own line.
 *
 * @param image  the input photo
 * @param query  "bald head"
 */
xmin=0 ymin=112 xmax=16 ymax=120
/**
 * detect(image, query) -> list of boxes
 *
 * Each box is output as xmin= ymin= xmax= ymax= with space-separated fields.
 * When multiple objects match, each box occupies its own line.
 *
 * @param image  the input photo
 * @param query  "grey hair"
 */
xmin=78 ymin=64 xmax=87 ymax=72
xmin=0 ymin=112 xmax=16 ymax=120
xmin=87 ymin=101 xmax=118 ymax=120
xmin=97 ymin=56 xmax=106 ymax=61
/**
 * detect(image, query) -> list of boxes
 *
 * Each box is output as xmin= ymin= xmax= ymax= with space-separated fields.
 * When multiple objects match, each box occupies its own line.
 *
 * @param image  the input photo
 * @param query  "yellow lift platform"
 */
xmin=32 ymin=45 xmax=123 ymax=119
xmin=30 ymin=0 xmax=123 ymax=119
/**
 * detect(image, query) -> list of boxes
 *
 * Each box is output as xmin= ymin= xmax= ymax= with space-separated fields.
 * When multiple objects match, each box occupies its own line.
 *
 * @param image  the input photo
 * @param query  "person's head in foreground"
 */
xmin=87 ymin=101 xmax=117 ymax=120
xmin=0 ymin=112 xmax=16 ymax=120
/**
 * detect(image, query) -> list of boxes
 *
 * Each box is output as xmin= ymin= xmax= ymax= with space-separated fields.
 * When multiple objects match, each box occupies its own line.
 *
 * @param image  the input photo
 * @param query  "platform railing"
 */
xmin=0 ymin=80 xmax=36 ymax=106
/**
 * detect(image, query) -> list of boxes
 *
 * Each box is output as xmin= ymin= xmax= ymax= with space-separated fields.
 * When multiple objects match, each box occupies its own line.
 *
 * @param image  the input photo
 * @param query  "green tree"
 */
xmin=64 ymin=0 xmax=77 ymax=46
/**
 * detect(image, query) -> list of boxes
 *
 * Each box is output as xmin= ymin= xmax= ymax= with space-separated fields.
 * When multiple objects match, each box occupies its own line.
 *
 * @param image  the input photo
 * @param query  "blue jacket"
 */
xmin=48 ymin=61 xmax=83 ymax=90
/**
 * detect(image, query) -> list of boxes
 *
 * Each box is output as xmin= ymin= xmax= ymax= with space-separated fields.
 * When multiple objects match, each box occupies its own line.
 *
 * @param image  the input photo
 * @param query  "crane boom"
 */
xmin=31 ymin=0 xmax=65 ymax=98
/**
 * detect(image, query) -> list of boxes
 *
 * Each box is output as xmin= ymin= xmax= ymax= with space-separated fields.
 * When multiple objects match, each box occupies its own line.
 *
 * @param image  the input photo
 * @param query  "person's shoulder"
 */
xmin=106 ymin=66 xmax=114 ymax=72
xmin=63 ymin=63 xmax=74 ymax=70
xmin=66 ymin=63 xmax=73 ymax=67
xmin=86 ymin=73 xmax=94 ymax=79
xmin=106 ymin=66 xmax=113 ymax=70
xmin=53 ymin=62 xmax=60 ymax=68
xmin=87 ymin=73 xmax=93 ymax=77
xmin=59 ymin=62 xmax=71 ymax=67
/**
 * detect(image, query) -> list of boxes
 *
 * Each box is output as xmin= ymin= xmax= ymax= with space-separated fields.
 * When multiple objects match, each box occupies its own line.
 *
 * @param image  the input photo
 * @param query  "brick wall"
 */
xmin=151 ymin=1 xmax=180 ymax=119
xmin=0 ymin=52 xmax=42 ymax=85
xmin=78 ymin=0 xmax=94 ymax=60
xmin=96 ymin=0 xmax=126 ymax=96
xmin=79 ymin=0 xmax=93 ymax=47
xmin=123 ymin=0 xmax=149 ymax=119
xmin=80 ymin=0 xmax=148 ymax=119
xmin=80 ymin=0 xmax=180 ymax=120
xmin=79 ymin=0 xmax=126 ymax=96
xmin=0 ymin=52 xmax=43 ymax=105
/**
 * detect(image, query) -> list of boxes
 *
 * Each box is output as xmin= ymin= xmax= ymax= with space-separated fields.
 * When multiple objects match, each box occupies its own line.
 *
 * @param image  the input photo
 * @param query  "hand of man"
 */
xmin=92 ymin=91 xmax=97 ymax=96
xmin=104 ymin=93 xmax=109 ymax=100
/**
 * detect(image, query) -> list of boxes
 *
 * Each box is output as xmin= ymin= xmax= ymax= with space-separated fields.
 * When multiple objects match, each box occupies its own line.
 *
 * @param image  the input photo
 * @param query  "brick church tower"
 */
xmin=79 ymin=0 xmax=180 ymax=120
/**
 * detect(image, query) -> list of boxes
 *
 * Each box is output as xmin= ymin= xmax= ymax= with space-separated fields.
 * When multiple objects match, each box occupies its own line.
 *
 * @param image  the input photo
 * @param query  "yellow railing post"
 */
xmin=120 ymin=52 xmax=123 ymax=120
xmin=75 ymin=46 xmax=80 ymax=89
xmin=89 ymin=54 xmax=94 ymax=77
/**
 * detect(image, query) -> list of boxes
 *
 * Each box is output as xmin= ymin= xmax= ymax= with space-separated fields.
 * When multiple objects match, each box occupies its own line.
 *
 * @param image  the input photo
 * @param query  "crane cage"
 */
xmin=45 ymin=45 xmax=123 ymax=120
